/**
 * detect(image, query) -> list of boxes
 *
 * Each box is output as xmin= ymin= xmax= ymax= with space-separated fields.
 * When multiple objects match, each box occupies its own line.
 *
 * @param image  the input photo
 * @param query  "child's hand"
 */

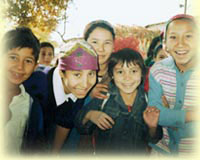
xmin=90 ymin=83 xmax=109 ymax=99
xmin=143 ymin=106 xmax=160 ymax=128
xmin=89 ymin=111 xmax=115 ymax=130
xmin=162 ymin=95 xmax=169 ymax=108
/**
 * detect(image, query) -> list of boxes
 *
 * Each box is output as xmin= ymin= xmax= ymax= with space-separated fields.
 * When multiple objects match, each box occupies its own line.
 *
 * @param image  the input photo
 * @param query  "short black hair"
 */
xmin=84 ymin=20 xmax=115 ymax=41
xmin=147 ymin=35 xmax=162 ymax=58
xmin=3 ymin=27 xmax=40 ymax=61
xmin=153 ymin=44 xmax=163 ymax=58
xmin=40 ymin=42 xmax=54 ymax=55
xmin=108 ymin=48 xmax=146 ymax=84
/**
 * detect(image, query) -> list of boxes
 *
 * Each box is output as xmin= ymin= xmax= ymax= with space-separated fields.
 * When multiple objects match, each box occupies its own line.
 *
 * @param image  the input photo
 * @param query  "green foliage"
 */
xmin=4 ymin=0 xmax=72 ymax=39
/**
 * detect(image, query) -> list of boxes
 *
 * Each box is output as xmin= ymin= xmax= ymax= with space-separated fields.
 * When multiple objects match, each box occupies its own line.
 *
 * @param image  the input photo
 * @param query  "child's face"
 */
xmin=113 ymin=62 xmax=142 ymax=95
xmin=38 ymin=47 xmax=54 ymax=66
xmin=60 ymin=70 xmax=97 ymax=98
xmin=154 ymin=49 xmax=168 ymax=63
xmin=5 ymin=47 xmax=36 ymax=86
xmin=164 ymin=19 xmax=198 ymax=70
xmin=87 ymin=27 xmax=114 ymax=66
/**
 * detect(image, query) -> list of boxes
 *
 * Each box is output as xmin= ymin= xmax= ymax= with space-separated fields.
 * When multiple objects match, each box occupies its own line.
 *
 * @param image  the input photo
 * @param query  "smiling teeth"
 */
xmin=176 ymin=51 xmax=187 ymax=55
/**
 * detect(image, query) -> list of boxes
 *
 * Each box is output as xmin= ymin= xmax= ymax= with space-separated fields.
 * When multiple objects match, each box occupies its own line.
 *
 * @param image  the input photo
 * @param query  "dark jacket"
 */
xmin=75 ymin=82 xmax=163 ymax=155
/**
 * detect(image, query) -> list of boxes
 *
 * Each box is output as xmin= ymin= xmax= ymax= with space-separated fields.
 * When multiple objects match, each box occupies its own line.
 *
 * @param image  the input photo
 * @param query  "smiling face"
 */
xmin=113 ymin=62 xmax=142 ymax=95
xmin=5 ymin=47 xmax=36 ymax=86
xmin=87 ymin=27 xmax=114 ymax=66
xmin=164 ymin=19 xmax=198 ymax=71
xmin=60 ymin=70 xmax=97 ymax=98
xmin=38 ymin=47 xmax=54 ymax=66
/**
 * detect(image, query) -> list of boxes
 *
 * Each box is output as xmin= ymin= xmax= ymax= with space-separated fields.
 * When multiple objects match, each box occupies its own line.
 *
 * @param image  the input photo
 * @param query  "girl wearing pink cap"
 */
xmin=24 ymin=38 xmax=98 ymax=153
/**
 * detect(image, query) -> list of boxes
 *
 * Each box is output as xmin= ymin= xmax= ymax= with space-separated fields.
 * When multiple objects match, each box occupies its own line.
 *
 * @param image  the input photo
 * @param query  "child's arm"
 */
xmin=90 ymin=83 xmax=109 ymax=99
xmin=148 ymin=73 xmax=186 ymax=127
xmin=143 ymin=106 xmax=160 ymax=138
xmin=52 ymin=125 xmax=70 ymax=153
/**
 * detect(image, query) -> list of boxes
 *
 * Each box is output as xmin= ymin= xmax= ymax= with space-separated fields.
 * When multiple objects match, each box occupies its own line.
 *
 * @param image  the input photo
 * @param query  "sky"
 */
xmin=50 ymin=0 xmax=197 ymax=50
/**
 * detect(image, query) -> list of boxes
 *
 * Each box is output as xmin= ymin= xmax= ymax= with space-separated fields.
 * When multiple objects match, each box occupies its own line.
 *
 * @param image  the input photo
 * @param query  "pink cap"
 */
xmin=58 ymin=38 xmax=98 ymax=70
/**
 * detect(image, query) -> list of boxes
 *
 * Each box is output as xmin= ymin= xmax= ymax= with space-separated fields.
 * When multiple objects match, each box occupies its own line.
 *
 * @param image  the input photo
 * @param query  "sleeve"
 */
xmin=148 ymin=72 xmax=186 ymax=128
xmin=74 ymin=98 xmax=103 ymax=135
xmin=146 ymin=125 xmax=163 ymax=144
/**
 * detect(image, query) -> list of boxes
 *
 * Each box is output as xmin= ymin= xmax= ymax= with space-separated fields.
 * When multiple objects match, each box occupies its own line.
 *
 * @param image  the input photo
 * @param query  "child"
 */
xmin=152 ymin=44 xmax=168 ymax=63
xmin=84 ymin=20 xmax=115 ymax=99
xmin=148 ymin=14 xmax=199 ymax=156
xmin=75 ymin=48 xmax=162 ymax=155
xmin=24 ymin=38 xmax=98 ymax=153
xmin=70 ymin=20 xmax=115 ymax=153
xmin=37 ymin=42 xmax=55 ymax=68
xmin=2 ymin=27 xmax=44 ymax=154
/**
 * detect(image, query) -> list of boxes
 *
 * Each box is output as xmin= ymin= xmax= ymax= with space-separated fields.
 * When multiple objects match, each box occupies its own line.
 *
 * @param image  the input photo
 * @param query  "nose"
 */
xmin=177 ymin=36 xmax=185 ymax=47
xmin=80 ymin=75 xmax=88 ymax=88
xmin=97 ymin=43 xmax=104 ymax=52
xmin=124 ymin=72 xmax=132 ymax=80
xmin=17 ymin=60 xmax=24 ymax=71
xmin=44 ymin=55 xmax=50 ymax=61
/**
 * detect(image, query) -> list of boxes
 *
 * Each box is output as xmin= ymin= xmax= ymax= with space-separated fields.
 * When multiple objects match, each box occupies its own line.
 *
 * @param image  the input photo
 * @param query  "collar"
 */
xmin=108 ymin=82 xmax=145 ymax=112
xmin=19 ymin=84 xmax=27 ymax=97
xmin=53 ymin=67 xmax=77 ymax=106
xmin=160 ymin=56 xmax=197 ymax=73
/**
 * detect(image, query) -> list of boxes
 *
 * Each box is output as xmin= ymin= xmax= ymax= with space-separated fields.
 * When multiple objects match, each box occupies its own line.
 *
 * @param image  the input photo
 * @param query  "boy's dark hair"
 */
xmin=84 ymin=20 xmax=115 ymax=41
xmin=3 ymin=27 xmax=40 ymax=61
xmin=40 ymin=42 xmax=55 ymax=55
xmin=108 ymin=48 xmax=146 ymax=84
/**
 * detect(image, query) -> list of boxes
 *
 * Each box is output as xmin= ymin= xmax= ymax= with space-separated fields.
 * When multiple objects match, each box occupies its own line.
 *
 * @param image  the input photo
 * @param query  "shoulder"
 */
xmin=150 ymin=56 xmax=174 ymax=73
xmin=29 ymin=97 xmax=43 ymax=116
xmin=150 ymin=56 xmax=176 ymax=80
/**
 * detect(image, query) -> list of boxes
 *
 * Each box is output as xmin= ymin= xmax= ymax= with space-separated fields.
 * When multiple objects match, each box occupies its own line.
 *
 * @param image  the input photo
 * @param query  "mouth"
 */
xmin=121 ymin=83 xmax=134 ymax=87
xmin=98 ymin=55 xmax=106 ymax=59
xmin=10 ymin=71 xmax=24 ymax=79
xmin=75 ymin=88 xmax=88 ymax=94
xmin=175 ymin=50 xmax=188 ymax=55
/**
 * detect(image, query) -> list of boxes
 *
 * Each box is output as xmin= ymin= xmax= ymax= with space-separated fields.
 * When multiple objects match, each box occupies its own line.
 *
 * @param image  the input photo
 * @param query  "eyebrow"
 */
xmin=90 ymin=38 xmax=113 ymax=41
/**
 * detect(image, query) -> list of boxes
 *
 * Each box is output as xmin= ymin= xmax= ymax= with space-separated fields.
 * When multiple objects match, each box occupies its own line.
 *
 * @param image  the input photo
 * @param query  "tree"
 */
xmin=3 ymin=0 xmax=72 ymax=41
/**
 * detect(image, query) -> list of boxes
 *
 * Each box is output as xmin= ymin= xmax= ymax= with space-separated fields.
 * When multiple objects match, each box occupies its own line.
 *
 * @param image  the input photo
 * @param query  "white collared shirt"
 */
xmin=5 ymin=84 xmax=30 ymax=154
xmin=53 ymin=67 xmax=77 ymax=106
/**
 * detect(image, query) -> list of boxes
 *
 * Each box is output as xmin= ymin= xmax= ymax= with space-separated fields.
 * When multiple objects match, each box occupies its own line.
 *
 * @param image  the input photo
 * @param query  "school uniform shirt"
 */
xmin=148 ymin=56 xmax=200 ymax=156
xmin=44 ymin=67 xmax=85 ymax=143
xmin=5 ymin=85 xmax=30 ymax=154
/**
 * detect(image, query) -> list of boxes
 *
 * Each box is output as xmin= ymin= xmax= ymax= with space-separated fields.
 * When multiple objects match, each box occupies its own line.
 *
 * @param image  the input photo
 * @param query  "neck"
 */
xmin=98 ymin=63 xmax=108 ymax=77
xmin=6 ymin=83 xmax=21 ymax=97
xmin=120 ymin=89 xmax=138 ymax=106
xmin=176 ymin=57 xmax=197 ymax=73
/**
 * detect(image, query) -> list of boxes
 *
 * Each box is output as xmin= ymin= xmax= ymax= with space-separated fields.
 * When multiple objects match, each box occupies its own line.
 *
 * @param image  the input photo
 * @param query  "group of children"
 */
xmin=2 ymin=14 xmax=199 ymax=157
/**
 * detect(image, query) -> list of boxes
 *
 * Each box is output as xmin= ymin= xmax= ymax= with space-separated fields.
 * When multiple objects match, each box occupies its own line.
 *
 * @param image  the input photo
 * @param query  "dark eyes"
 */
xmin=25 ymin=59 xmax=34 ymax=64
xmin=169 ymin=36 xmax=176 ymax=39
